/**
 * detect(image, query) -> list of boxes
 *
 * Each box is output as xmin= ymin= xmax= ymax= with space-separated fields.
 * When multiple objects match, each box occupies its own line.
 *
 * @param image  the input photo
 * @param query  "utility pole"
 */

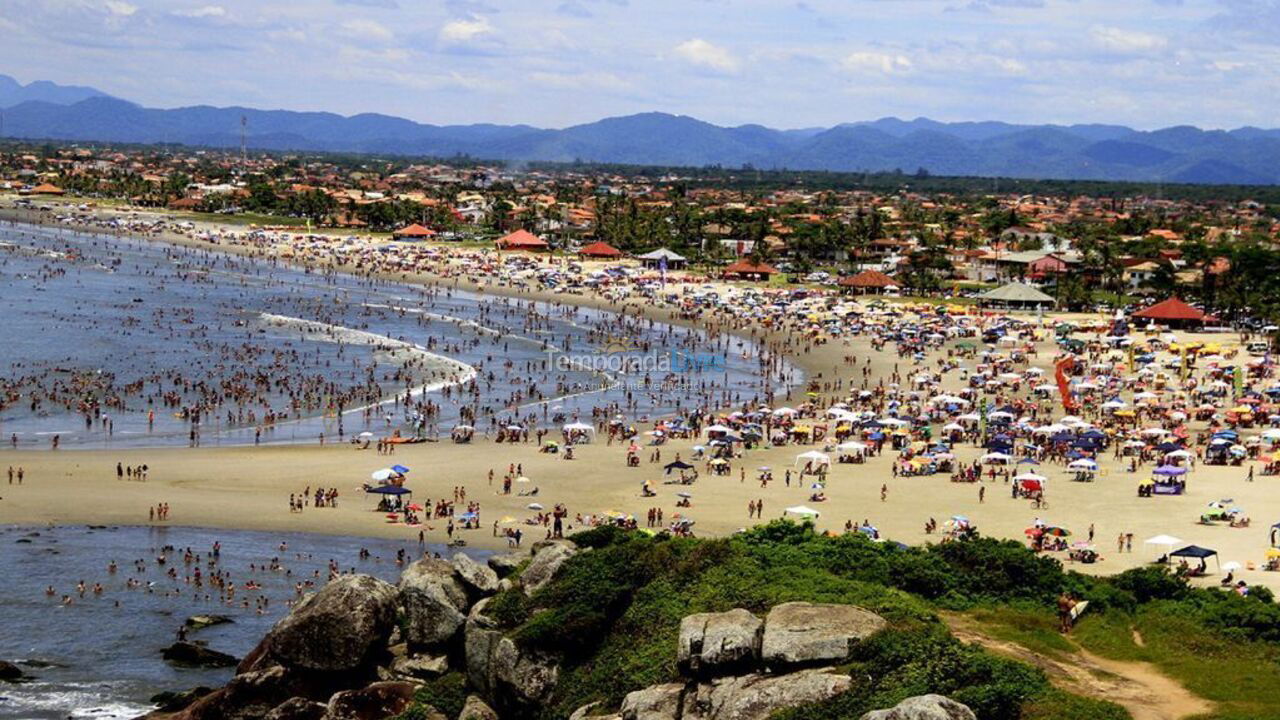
xmin=240 ymin=115 xmax=247 ymax=172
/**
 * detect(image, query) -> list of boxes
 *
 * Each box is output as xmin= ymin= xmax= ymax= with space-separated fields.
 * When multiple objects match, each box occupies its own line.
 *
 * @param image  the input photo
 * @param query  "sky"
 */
xmin=1 ymin=0 xmax=1278 ymax=130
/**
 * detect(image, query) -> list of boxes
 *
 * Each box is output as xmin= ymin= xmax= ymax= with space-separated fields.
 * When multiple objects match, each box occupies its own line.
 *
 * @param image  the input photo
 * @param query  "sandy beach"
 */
xmin=2 ymin=200 xmax=1278 ymax=595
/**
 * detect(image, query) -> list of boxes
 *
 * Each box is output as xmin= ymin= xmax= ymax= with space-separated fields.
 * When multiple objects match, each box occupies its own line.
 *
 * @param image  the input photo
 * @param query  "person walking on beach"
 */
xmin=880 ymin=484 xmax=887 ymax=502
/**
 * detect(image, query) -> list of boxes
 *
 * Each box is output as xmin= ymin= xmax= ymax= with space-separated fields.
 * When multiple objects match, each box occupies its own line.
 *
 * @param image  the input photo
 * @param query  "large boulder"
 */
xmin=452 ymin=553 xmax=500 ymax=596
xmin=678 ymin=609 xmax=762 ymax=677
xmin=760 ymin=602 xmax=886 ymax=668
xmin=683 ymin=668 xmax=852 ymax=720
xmin=255 ymin=575 xmax=398 ymax=674
xmin=265 ymin=697 xmax=328 ymax=720
xmin=620 ymin=683 xmax=686 ymax=720
xmin=323 ymin=681 xmax=418 ymax=720
xmin=170 ymin=666 xmax=301 ymax=720
xmin=860 ymin=694 xmax=976 ymax=720
xmin=463 ymin=623 xmax=504 ymax=697
xmin=487 ymin=552 xmax=526 ymax=578
xmin=162 ymin=642 xmax=238 ymax=668
xmin=521 ymin=542 xmax=577 ymax=596
xmin=399 ymin=558 xmax=471 ymax=648
xmin=491 ymin=636 xmax=560 ymax=707
xmin=458 ymin=695 xmax=500 ymax=720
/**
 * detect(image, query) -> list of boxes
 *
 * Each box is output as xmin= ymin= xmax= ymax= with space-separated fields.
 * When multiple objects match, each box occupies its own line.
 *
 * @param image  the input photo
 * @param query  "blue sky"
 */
xmin=1 ymin=0 xmax=1277 ymax=129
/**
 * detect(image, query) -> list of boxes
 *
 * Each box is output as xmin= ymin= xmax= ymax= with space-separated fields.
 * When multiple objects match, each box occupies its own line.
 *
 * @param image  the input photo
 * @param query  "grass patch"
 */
xmin=1074 ymin=604 xmax=1280 ymax=720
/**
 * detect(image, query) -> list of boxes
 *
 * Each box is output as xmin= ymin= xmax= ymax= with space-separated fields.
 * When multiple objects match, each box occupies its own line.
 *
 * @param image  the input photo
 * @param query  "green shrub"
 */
xmin=405 ymin=673 xmax=468 ymax=719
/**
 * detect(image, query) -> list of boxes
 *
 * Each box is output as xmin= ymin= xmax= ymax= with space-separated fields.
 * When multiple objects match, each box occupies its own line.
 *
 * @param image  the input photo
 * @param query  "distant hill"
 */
xmin=4 ymin=89 xmax=1280 ymax=185
xmin=0 ymin=74 xmax=111 ymax=108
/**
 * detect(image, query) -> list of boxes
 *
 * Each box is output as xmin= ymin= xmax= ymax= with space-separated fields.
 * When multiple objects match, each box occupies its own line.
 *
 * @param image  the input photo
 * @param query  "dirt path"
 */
xmin=942 ymin=613 xmax=1214 ymax=720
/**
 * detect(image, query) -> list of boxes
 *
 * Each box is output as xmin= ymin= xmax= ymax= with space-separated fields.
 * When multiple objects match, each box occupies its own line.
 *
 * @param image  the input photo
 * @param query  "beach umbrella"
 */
xmin=499 ymin=516 xmax=516 ymax=524
xmin=527 ymin=503 xmax=544 ymax=510
xmin=391 ymin=464 xmax=411 ymax=474
xmin=371 ymin=468 xmax=394 ymax=482
xmin=677 ymin=492 xmax=692 ymax=498
xmin=358 ymin=431 xmax=374 ymax=438
xmin=516 ymin=476 xmax=531 ymax=483
xmin=1144 ymin=534 xmax=1181 ymax=547
xmin=1043 ymin=526 xmax=1071 ymax=537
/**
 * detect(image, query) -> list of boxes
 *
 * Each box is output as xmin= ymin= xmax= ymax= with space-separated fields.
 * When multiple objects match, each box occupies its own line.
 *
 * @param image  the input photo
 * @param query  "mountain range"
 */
xmin=4 ymin=75 xmax=1280 ymax=185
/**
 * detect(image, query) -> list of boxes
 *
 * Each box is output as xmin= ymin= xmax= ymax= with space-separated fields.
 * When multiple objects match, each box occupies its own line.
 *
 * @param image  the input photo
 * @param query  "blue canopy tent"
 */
xmin=366 ymin=485 xmax=412 ymax=496
xmin=1169 ymin=545 xmax=1218 ymax=572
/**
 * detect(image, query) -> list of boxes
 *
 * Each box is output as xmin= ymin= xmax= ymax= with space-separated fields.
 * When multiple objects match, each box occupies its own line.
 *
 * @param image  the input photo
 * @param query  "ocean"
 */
xmin=0 ymin=524 xmax=478 ymax=719
xmin=0 ymin=223 xmax=789 ymax=449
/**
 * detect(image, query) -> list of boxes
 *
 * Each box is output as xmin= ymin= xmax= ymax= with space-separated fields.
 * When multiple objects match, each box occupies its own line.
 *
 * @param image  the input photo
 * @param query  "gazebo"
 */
xmin=392 ymin=223 xmax=436 ymax=240
xmin=978 ymin=282 xmax=1056 ymax=309
xmin=497 ymin=229 xmax=549 ymax=251
xmin=1132 ymin=298 xmax=1206 ymax=328
xmin=578 ymin=241 xmax=622 ymax=259
xmin=638 ymin=248 xmax=687 ymax=270
xmin=838 ymin=270 xmax=898 ymax=295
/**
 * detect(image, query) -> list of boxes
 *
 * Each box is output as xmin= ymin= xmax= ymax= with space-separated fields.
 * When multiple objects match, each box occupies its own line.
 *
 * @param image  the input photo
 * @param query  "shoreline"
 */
xmin=7 ymin=201 xmax=1276 ymax=595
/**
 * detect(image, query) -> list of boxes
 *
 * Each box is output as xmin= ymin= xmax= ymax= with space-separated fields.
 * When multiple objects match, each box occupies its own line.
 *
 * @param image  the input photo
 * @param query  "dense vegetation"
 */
xmin=400 ymin=521 xmax=1280 ymax=720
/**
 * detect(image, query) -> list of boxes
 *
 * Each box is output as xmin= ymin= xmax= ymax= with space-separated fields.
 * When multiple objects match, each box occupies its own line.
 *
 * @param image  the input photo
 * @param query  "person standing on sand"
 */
xmin=979 ymin=486 xmax=985 ymax=503
xmin=880 ymin=484 xmax=887 ymax=502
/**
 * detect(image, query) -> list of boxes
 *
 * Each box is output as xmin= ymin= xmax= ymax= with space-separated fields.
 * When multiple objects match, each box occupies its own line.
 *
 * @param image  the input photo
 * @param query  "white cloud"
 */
xmin=104 ymin=1 xmax=138 ymax=16
xmin=173 ymin=5 xmax=227 ymax=18
xmin=673 ymin=38 xmax=740 ymax=74
xmin=439 ymin=16 xmax=494 ymax=45
xmin=340 ymin=18 xmax=395 ymax=43
xmin=1091 ymin=26 xmax=1167 ymax=54
xmin=842 ymin=51 xmax=913 ymax=74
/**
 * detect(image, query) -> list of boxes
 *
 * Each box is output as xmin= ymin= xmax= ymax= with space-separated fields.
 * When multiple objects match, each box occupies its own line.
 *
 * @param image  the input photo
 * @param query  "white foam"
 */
xmin=257 ymin=312 xmax=478 ymax=414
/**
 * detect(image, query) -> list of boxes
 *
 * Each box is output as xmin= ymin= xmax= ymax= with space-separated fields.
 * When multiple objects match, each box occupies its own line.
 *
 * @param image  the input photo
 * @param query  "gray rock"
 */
xmin=265 ymin=697 xmax=327 ymax=720
xmin=487 ymin=552 xmax=525 ymax=578
xmin=491 ymin=636 xmax=559 ymax=706
xmin=262 ymin=575 xmax=398 ymax=673
xmin=620 ymin=682 xmax=686 ymax=720
xmin=398 ymin=558 xmax=470 ymax=648
xmin=521 ymin=542 xmax=577 ymax=596
xmin=186 ymin=614 xmax=233 ymax=630
xmin=0 ymin=660 xmax=27 ymax=682
xmin=323 ymin=681 xmax=418 ymax=720
xmin=390 ymin=654 xmax=450 ymax=681
xmin=859 ymin=694 xmax=977 ymax=720
xmin=678 ymin=609 xmax=762 ymax=677
xmin=458 ymin=694 xmax=500 ymax=720
xmin=452 ymin=553 xmax=500 ymax=596
xmin=463 ymin=623 xmax=504 ymax=697
xmin=760 ymin=602 xmax=886 ymax=668
xmin=162 ymin=642 xmax=238 ymax=668
xmin=684 ymin=668 xmax=852 ymax=720
xmin=467 ymin=597 xmax=497 ymax=629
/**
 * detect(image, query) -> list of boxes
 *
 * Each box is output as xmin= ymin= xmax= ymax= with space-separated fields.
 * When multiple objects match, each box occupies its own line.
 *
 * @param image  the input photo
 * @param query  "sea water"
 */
xmin=0 ymin=224 xmax=790 ymax=449
xmin=0 ymin=524 xmax=481 ymax=719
